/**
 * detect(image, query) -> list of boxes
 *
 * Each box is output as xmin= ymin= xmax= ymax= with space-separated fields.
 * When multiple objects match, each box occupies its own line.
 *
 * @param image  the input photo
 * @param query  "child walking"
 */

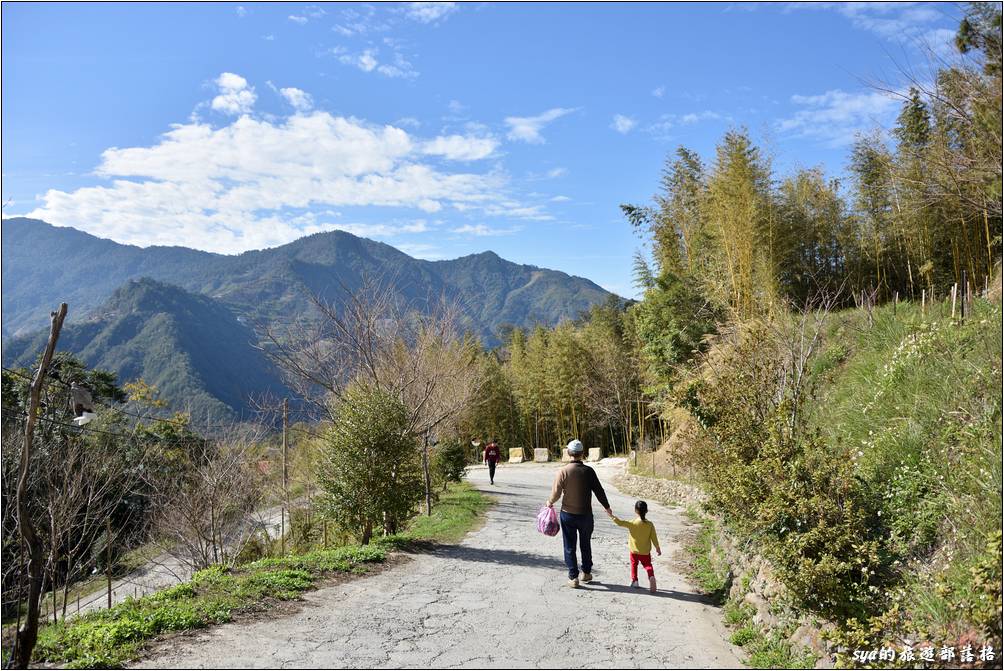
xmin=610 ymin=500 xmax=661 ymax=593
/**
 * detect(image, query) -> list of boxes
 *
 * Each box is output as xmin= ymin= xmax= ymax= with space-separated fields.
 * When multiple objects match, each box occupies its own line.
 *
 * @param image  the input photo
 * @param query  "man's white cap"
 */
xmin=566 ymin=439 xmax=584 ymax=454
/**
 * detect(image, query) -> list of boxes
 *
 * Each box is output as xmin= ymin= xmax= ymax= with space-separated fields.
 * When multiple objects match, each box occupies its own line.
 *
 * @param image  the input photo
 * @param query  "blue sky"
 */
xmin=1 ymin=2 xmax=964 ymax=297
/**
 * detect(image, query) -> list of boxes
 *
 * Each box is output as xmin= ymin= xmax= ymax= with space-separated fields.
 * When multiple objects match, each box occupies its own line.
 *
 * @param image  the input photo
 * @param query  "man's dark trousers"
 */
xmin=559 ymin=511 xmax=593 ymax=579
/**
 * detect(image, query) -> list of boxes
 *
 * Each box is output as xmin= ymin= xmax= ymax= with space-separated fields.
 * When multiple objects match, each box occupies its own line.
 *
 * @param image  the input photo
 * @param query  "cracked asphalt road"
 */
xmin=135 ymin=459 xmax=743 ymax=669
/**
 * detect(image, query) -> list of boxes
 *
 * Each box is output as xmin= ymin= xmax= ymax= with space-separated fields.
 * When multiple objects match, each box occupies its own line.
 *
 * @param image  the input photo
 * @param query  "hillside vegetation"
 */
xmin=455 ymin=4 xmax=1002 ymax=664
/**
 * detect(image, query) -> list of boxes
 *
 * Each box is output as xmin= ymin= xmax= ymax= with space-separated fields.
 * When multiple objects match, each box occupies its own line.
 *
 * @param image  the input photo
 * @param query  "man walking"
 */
xmin=545 ymin=439 xmax=612 ymax=587
xmin=484 ymin=438 xmax=501 ymax=485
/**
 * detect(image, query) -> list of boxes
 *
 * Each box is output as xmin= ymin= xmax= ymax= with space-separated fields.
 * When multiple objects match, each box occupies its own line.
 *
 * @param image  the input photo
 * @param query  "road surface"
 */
xmin=135 ymin=459 xmax=743 ymax=669
xmin=71 ymin=504 xmax=288 ymax=617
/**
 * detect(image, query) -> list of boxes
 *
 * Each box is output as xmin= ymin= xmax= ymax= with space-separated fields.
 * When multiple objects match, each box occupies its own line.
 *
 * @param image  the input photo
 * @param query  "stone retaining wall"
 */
xmin=612 ymin=461 xmax=706 ymax=507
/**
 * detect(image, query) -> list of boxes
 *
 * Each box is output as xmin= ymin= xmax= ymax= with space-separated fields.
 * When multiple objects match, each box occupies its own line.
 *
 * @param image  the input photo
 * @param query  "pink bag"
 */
xmin=536 ymin=505 xmax=560 ymax=536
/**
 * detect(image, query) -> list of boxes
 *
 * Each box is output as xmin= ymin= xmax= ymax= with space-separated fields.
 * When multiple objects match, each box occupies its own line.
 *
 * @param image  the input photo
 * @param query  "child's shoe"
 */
xmin=567 ymin=577 xmax=579 ymax=588
xmin=630 ymin=580 xmax=639 ymax=588
xmin=581 ymin=572 xmax=593 ymax=583
xmin=648 ymin=576 xmax=657 ymax=593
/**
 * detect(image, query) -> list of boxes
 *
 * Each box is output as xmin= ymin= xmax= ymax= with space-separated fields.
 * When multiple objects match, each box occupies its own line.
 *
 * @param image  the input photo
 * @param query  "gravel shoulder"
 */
xmin=134 ymin=459 xmax=743 ymax=669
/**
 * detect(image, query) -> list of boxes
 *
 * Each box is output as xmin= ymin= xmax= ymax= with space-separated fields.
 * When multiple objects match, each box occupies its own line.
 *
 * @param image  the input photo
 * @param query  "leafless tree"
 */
xmin=258 ymin=277 xmax=484 ymax=515
xmin=144 ymin=424 xmax=266 ymax=571
xmin=41 ymin=427 xmax=142 ymax=622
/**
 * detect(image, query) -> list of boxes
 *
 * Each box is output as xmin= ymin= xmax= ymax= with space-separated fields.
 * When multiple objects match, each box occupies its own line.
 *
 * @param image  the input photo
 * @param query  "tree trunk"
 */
xmin=422 ymin=434 xmax=433 ymax=516
xmin=361 ymin=520 xmax=373 ymax=545
xmin=15 ymin=303 xmax=67 ymax=669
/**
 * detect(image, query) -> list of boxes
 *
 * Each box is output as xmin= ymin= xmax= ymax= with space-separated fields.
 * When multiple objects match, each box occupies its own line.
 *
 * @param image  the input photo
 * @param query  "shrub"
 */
xmin=432 ymin=440 xmax=468 ymax=490
xmin=316 ymin=384 xmax=424 ymax=543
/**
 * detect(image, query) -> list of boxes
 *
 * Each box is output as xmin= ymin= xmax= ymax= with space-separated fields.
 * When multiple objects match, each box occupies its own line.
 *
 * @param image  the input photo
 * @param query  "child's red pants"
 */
xmin=630 ymin=552 xmax=654 ymax=581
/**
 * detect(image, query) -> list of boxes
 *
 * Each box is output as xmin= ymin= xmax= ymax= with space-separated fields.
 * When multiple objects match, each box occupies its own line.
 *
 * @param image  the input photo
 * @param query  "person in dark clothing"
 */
xmin=545 ymin=439 xmax=611 ymax=587
xmin=484 ymin=438 xmax=501 ymax=485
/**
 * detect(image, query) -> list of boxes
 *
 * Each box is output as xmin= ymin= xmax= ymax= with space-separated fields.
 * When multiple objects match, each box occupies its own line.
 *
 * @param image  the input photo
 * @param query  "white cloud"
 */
xmin=790 ymin=3 xmax=959 ymax=53
xmin=422 ymin=134 xmax=499 ymax=161
xmin=651 ymin=86 xmax=665 ymax=98
xmin=505 ymin=108 xmax=577 ymax=144
xmin=236 ymin=5 xmax=247 ymax=17
xmin=679 ymin=110 xmax=722 ymax=124
xmin=279 ymin=87 xmax=313 ymax=112
xmin=405 ymin=2 xmax=458 ymax=23
xmin=333 ymin=47 xmax=417 ymax=79
xmin=396 ymin=242 xmax=445 ymax=259
xmin=611 ymin=114 xmax=637 ymax=134
xmin=27 ymin=108 xmax=540 ymax=254
xmin=550 ymin=195 xmax=571 ymax=202
xmin=288 ymin=5 xmax=325 ymax=24
xmin=333 ymin=219 xmax=430 ymax=238
xmin=211 ymin=72 xmax=256 ymax=116
xmin=451 ymin=223 xmax=521 ymax=236
xmin=645 ymin=110 xmax=726 ymax=138
xmin=263 ymin=34 xmax=276 ymax=41
xmin=358 ymin=49 xmax=378 ymax=72
xmin=395 ymin=116 xmax=421 ymax=128
xmin=779 ymin=88 xmax=901 ymax=146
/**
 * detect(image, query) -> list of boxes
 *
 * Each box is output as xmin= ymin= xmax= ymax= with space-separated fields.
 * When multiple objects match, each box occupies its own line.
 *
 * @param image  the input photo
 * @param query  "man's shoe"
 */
xmin=581 ymin=572 xmax=593 ymax=583
xmin=649 ymin=576 xmax=657 ymax=593
xmin=630 ymin=580 xmax=639 ymax=588
xmin=567 ymin=578 xmax=579 ymax=588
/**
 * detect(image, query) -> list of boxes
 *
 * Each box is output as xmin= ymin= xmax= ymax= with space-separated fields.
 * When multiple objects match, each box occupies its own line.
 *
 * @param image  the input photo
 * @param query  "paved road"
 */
xmin=135 ymin=460 xmax=743 ymax=669
xmin=72 ymin=504 xmax=288 ymax=618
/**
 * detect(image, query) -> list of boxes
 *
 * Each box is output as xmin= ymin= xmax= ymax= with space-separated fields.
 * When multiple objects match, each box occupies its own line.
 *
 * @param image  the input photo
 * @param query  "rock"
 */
xmin=743 ymin=592 xmax=777 ymax=628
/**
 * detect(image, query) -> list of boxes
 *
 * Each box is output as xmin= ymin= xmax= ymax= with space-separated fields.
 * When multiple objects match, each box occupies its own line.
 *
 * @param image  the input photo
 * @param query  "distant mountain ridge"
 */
xmin=1 ymin=217 xmax=615 ymax=419
xmin=1 ymin=217 xmax=612 ymax=340
xmin=2 ymin=278 xmax=293 ymax=422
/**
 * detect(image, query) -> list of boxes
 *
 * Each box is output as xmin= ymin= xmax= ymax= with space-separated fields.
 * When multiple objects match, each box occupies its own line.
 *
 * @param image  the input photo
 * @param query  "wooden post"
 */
xmin=281 ymin=398 xmax=288 ymax=556
xmin=961 ymin=271 xmax=967 ymax=322
xmin=921 ymin=289 xmax=926 ymax=316
xmin=893 ymin=291 xmax=898 ymax=315
xmin=76 ymin=594 xmax=80 ymax=615
xmin=106 ymin=517 xmax=112 ymax=609
xmin=951 ymin=284 xmax=957 ymax=320
xmin=13 ymin=303 xmax=67 ymax=668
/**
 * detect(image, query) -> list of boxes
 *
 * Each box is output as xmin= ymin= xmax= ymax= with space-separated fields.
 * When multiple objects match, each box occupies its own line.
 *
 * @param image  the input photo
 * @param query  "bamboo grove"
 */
xmin=461 ymin=3 xmax=1002 ymax=459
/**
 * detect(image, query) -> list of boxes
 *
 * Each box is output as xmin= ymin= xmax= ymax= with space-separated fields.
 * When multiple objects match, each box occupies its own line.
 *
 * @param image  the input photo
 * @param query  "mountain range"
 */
xmin=1 ymin=217 xmax=614 ymax=420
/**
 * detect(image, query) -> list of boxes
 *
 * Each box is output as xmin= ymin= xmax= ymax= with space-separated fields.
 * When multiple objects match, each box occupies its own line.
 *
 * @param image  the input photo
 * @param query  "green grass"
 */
xmin=809 ymin=299 xmax=1002 ymax=643
xmin=684 ymin=509 xmax=818 ymax=669
xmin=390 ymin=481 xmax=493 ymax=545
xmin=722 ymin=597 xmax=817 ymax=668
xmin=683 ymin=507 xmax=730 ymax=601
xmin=33 ymin=482 xmax=490 ymax=668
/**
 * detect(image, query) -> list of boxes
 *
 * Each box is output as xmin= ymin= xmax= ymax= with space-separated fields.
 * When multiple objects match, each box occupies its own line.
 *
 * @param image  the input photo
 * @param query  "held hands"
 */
xmin=656 ymin=549 xmax=662 ymax=556
xmin=604 ymin=508 xmax=613 ymax=518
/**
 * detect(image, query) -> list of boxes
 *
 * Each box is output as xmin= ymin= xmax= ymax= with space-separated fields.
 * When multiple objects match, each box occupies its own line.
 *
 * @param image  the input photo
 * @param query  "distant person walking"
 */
xmin=610 ymin=500 xmax=661 ymax=593
xmin=546 ymin=439 xmax=612 ymax=588
xmin=484 ymin=438 xmax=501 ymax=485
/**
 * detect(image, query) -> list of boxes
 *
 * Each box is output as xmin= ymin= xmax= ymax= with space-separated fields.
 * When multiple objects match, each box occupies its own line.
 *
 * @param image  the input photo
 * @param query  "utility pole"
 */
xmin=281 ymin=398 xmax=288 ymax=556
